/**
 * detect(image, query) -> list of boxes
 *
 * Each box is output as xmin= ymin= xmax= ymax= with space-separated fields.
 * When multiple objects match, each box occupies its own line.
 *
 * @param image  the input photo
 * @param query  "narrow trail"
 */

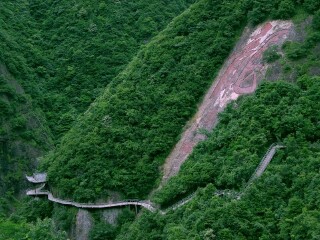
xmin=160 ymin=21 xmax=294 ymax=186
xmin=27 ymin=144 xmax=283 ymax=213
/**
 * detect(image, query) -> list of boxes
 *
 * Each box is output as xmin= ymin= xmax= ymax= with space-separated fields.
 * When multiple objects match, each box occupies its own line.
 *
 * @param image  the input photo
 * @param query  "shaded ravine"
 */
xmin=27 ymin=144 xmax=283 ymax=213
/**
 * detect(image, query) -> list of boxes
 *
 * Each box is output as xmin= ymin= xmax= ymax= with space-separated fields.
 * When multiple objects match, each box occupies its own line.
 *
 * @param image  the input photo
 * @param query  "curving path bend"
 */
xmin=27 ymin=187 xmax=157 ymax=212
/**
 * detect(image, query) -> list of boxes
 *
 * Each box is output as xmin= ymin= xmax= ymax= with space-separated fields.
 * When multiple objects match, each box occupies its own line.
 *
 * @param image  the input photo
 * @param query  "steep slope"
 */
xmin=44 ymin=0 xmax=250 ymax=201
xmin=28 ymin=0 xmax=196 ymax=139
xmin=1 ymin=0 xmax=320 ymax=239
xmin=0 ymin=1 xmax=53 ymax=215
xmin=0 ymin=64 xmax=52 ymax=194
xmin=0 ymin=0 xmax=197 ymax=237
xmin=0 ymin=0 xmax=195 ymax=226
xmin=160 ymin=20 xmax=294 ymax=186
xmin=117 ymin=76 xmax=320 ymax=239
xmin=116 ymin=46 xmax=320 ymax=240
xmin=0 ymin=0 xmax=195 ymax=200
xmin=154 ymin=11 xmax=320 ymax=206
xmin=44 ymin=0 xmax=320 ymax=203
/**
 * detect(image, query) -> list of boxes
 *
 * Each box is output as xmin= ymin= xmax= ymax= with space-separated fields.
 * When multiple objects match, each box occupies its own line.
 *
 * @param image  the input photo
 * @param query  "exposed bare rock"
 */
xmin=75 ymin=209 xmax=93 ymax=240
xmin=102 ymin=209 xmax=122 ymax=226
xmin=160 ymin=21 xmax=295 ymax=186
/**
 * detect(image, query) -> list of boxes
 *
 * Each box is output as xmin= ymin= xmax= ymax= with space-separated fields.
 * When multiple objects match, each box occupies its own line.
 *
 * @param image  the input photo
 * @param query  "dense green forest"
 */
xmin=0 ymin=0 xmax=53 ymax=218
xmin=116 ymin=76 xmax=320 ymax=239
xmin=0 ymin=0 xmax=198 ymax=219
xmin=154 ymin=23 xmax=320 ymax=206
xmin=0 ymin=0 xmax=320 ymax=239
xmin=114 ymin=7 xmax=320 ymax=239
xmin=44 ymin=0 xmax=320 ymax=203
xmin=0 ymin=0 xmax=196 ymax=238
xmin=28 ymin=0 xmax=196 ymax=139
xmin=0 ymin=63 xmax=52 ymax=215
xmin=44 ymin=0 xmax=248 ymax=201
xmin=0 ymin=0 xmax=195 ymax=199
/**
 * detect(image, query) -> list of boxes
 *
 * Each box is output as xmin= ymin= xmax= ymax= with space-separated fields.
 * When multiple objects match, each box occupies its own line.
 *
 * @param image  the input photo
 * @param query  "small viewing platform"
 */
xmin=26 ymin=173 xmax=47 ymax=183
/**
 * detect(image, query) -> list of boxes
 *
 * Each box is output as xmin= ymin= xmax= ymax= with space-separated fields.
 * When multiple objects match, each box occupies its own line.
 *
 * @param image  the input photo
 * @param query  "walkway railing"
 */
xmin=26 ymin=143 xmax=284 ymax=213
xmin=245 ymin=143 xmax=284 ymax=188
xmin=27 ymin=185 xmax=156 ymax=212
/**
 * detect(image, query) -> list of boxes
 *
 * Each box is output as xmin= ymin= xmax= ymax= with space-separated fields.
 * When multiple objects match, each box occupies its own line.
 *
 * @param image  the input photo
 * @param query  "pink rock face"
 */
xmin=160 ymin=21 xmax=294 ymax=186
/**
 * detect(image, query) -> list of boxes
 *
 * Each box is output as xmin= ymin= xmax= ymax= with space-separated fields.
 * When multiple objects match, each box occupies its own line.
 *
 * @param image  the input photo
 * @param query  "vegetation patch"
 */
xmin=263 ymin=45 xmax=281 ymax=63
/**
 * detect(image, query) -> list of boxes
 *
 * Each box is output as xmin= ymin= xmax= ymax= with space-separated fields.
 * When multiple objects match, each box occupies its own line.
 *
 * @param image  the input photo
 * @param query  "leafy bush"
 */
xmin=25 ymin=218 xmax=67 ymax=240
xmin=312 ymin=10 xmax=320 ymax=30
xmin=0 ymin=100 xmax=10 ymax=114
xmin=303 ymin=0 xmax=320 ymax=13
xmin=263 ymin=45 xmax=281 ymax=63
xmin=12 ymin=116 xmax=27 ymax=130
xmin=0 ymin=218 xmax=29 ymax=240
xmin=283 ymin=41 xmax=308 ymax=60
xmin=89 ymin=222 xmax=116 ymax=240
xmin=276 ymin=0 xmax=295 ymax=19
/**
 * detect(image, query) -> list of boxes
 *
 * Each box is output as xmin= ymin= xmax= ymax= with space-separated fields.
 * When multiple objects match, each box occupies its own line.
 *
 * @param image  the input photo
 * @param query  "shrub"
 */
xmin=263 ymin=45 xmax=281 ymax=63
xmin=312 ymin=10 xmax=320 ymax=30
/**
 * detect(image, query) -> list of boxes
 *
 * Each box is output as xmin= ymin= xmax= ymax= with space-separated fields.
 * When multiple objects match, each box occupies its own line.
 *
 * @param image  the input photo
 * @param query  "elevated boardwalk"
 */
xmin=26 ymin=143 xmax=283 ymax=213
xmin=245 ymin=143 xmax=284 ymax=188
xmin=26 ymin=186 xmax=156 ymax=212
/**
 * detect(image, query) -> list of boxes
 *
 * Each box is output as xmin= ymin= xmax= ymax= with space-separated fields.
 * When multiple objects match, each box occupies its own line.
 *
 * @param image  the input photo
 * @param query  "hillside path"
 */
xmin=27 ymin=144 xmax=283 ymax=213
xmin=27 ymin=188 xmax=157 ymax=212
xmin=245 ymin=144 xmax=285 ymax=188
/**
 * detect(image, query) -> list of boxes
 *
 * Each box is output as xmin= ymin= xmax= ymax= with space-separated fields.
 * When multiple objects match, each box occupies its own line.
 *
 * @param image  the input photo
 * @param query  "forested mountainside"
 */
xmin=44 ymin=0 xmax=248 ymax=202
xmin=154 ymin=17 xmax=320 ymax=206
xmin=0 ymin=63 xmax=52 ymax=212
xmin=121 ymin=10 xmax=320 ymax=239
xmin=43 ymin=0 xmax=319 ymax=202
xmin=117 ymin=11 xmax=320 ymax=239
xmin=0 ymin=1 xmax=53 ymax=217
xmin=119 ymin=79 xmax=320 ymax=240
xmin=0 ymin=0 xmax=195 ymax=238
xmin=28 ymin=0 xmax=196 ymax=139
xmin=0 ymin=0 xmax=194 ymax=199
xmin=1 ymin=0 xmax=320 ymax=239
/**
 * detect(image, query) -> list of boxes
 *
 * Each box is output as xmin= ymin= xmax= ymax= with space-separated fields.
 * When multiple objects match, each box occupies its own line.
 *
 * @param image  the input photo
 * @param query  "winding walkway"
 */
xmin=27 ymin=187 xmax=157 ymax=212
xmin=27 ymin=144 xmax=283 ymax=213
